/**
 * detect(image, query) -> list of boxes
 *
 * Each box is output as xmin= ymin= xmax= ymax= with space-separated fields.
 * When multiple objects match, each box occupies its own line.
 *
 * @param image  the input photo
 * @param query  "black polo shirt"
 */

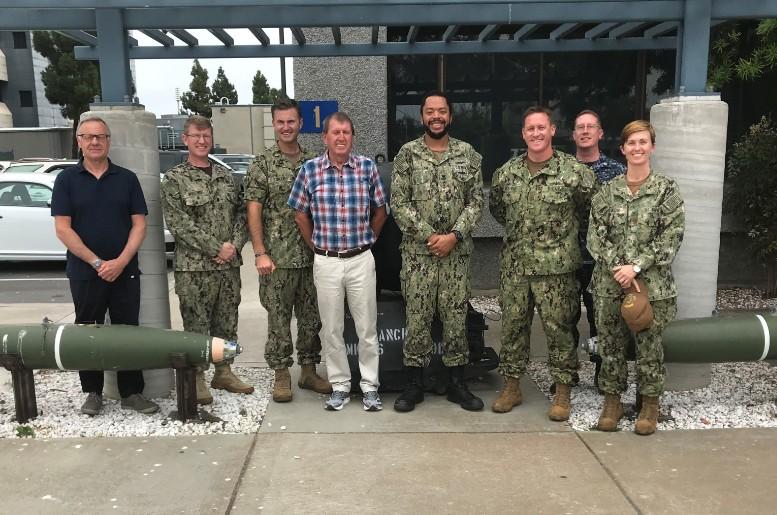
xmin=51 ymin=159 xmax=148 ymax=280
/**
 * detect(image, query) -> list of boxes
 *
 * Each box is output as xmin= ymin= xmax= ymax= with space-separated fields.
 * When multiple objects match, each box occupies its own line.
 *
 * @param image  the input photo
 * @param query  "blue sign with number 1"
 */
xmin=299 ymin=100 xmax=339 ymax=134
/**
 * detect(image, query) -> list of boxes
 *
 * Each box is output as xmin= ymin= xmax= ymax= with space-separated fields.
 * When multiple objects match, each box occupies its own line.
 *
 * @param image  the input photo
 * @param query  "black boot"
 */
xmin=394 ymin=366 xmax=424 ymax=412
xmin=446 ymin=366 xmax=484 ymax=411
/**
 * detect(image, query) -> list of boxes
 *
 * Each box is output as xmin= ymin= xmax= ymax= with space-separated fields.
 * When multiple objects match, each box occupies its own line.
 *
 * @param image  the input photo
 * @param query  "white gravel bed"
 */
xmin=528 ymin=360 xmax=777 ymax=432
xmin=0 ymin=367 xmax=272 ymax=439
xmin=716 ymin=288 xmax=777 ymax=311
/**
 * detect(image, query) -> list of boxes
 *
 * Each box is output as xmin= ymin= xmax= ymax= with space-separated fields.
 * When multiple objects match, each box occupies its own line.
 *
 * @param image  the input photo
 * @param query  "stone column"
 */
xmin=84 ymin=103 xmax=173 ymax=399
xmin=650 ymin=94 xmax=728 ymax=390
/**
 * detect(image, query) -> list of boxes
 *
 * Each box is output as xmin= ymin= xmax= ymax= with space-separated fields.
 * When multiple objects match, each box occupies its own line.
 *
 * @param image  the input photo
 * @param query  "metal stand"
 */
xmin=169 ymin=353 xmax=198 ymax=422
xmin=0 ymin=354 xmax=38 ymax=423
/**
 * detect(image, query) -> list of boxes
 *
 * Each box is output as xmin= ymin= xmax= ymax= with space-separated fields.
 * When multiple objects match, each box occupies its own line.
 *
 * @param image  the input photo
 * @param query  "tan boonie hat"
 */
xmin=621 ymin=278 xmax=653 ymax=332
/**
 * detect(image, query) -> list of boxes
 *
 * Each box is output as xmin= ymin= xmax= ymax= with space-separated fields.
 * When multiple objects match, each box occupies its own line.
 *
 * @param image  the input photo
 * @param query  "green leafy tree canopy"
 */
xmin=709 ymin=19 xmax=777 ymax=90
xmin=724 ymin=116 xmax=777 ymax=295
xmin=181 ymin=59 xmax=212 ymax=117
xmin=211 ymin=66 xmax=238 ymax=105
xmin=252 ymin=69 xmax=281 ymax=104
xmin=32 ymin=31 xmax=100 ymax=157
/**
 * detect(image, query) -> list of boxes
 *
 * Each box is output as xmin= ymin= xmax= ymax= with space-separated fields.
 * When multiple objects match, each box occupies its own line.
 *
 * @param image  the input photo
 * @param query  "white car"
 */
xmin=1 ymin=159 xmax=78 ymax=175
xmin=0 ymin=173 xmax=174 ymax=261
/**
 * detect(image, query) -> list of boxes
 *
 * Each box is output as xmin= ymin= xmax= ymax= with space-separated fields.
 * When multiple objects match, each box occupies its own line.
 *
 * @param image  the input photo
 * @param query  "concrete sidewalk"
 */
xmin=2 ymin=251 xmax=777 ymax=514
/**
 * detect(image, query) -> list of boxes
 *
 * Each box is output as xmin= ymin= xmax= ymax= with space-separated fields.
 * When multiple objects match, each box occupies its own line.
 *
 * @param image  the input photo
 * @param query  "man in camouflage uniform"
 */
xmin=244 ymin=97 xmax=331 ymax=403
xmin=490 ymin=106 xmax=596 ymax=421
xmin=391 ymin=91 xmax=484 ymax=412
xmin=161 ymin=115 xmax=253 ymax=405
xmin=571 ymin=110 xmax=625 ymax=379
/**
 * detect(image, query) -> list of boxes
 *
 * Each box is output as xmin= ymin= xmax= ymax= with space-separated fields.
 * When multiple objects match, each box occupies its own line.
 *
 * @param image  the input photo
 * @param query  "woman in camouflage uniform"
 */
xmin=587 ymin=120 xmax=685 ymax=435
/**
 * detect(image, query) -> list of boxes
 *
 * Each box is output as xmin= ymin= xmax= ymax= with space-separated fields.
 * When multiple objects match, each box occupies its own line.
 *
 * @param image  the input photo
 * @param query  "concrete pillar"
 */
xmin=83 ymin=103 xmax=173 ymax=399
xmin=650 ymin=94 xmax=728 ymax=390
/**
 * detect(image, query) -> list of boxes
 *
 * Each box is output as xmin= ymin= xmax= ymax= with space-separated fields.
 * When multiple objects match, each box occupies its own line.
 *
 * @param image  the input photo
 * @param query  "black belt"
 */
xmin=314 ymin=244 xmax=372 ymax=259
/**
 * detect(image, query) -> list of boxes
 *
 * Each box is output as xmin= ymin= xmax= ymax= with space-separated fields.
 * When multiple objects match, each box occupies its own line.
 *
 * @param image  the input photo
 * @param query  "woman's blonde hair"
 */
xmin=620 ymin=120 xmax=655 ymax=146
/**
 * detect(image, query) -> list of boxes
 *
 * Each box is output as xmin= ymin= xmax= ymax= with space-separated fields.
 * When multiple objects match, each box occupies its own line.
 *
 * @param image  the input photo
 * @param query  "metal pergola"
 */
xmin=2 ymin=1 xmax=776 ymax=103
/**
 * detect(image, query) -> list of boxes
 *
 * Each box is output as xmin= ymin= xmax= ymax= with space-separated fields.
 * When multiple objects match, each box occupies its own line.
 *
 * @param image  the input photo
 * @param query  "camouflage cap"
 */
xmin=621 ymin=278 xmax=653 ymax=332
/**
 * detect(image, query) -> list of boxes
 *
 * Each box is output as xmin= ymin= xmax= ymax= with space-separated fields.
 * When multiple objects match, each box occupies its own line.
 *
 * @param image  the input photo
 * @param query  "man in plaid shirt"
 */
xmin=288 ymin=111 xmax=387 ymax=412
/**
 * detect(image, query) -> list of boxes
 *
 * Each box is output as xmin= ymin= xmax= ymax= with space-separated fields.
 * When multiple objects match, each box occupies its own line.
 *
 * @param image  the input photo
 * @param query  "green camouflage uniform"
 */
xmin=161 ymin=161 xmax=248 ymax=363
xmin=490 ymin=150 xmax=596 ymax=383
xmin=243 ymin=144 xmax=322 ymax=370
xmin=587 ymin=172 xmax=685 ymax=396
xmin=391 ymin=136 xmax=483 ymax=367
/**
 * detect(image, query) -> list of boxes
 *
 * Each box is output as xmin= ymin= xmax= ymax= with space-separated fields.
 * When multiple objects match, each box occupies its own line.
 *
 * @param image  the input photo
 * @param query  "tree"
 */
xmin=32 ymin=31 xmax=101 ymax=158
xmin=252 ymin=69 xmax=281 ymax=104
xmin=211 ymin=66 xmax=238 ymax=105
xmin=181 ymin=59 xmax=212 ymax=117
xmin=724 ymin=116 xmax=777 ymax=296
xmin=708 ymin=19 xmax=777 ymax=90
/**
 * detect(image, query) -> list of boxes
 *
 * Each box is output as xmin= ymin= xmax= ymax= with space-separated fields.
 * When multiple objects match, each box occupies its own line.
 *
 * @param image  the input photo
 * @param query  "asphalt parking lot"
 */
xmin=0 ymin=261 xmax=71 ymax=304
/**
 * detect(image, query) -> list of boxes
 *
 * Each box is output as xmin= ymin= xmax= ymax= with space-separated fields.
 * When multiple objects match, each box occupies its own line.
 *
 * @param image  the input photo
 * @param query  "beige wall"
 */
xmin=210 ymin=104 xmax=275 ymax=155
xmin=0 ymin=127 xmax=73 ymax=158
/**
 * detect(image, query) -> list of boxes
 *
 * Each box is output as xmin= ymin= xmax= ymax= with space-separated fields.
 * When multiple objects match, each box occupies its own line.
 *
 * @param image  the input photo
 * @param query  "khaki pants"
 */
xmin=313 ymin=251 xmax=379 ymax=393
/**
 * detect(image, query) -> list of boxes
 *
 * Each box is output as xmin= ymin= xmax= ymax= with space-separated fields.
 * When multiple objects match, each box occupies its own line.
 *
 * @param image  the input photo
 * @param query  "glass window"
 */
xmin=0 ymin=182 xmax=50 ymax=207
xmin=3 ymin=164 xmax=43 ymax=174
xmin=19 ymin=90 xmax=33 ymax=108
xmin=12 ymin=32 xmax=27 ymax=49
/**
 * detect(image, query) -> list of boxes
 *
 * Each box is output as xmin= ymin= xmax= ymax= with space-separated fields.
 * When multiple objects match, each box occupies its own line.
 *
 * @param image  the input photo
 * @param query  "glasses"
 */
xmin=77 ymin=134 xmax=110 ymax=142
xmin=574 ymin=124 xmax=600 ymax=131
xmin=184 ymin=133 xmax=213 ymax=141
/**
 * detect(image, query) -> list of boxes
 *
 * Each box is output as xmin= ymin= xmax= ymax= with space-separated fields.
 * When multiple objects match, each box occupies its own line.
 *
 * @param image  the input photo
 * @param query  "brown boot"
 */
xmin=635 ymin=395 xmax=660 ymax=435
xmin=272 ymin=368 xmax=292 ymax=402
xmin=492 ymin=376 xmax=522 ymax=413
xmin=298 ymin=364 xmax=332 ymax=394
xmin=211 ymin=363 xmax=255 ymax=394
xmin=548 ymin=383 xmax=571 ymax=421
xmin=597 ymin=393 xmax=624 ymax=432
xmin=196 ymin=371 xmax=213 ymax=405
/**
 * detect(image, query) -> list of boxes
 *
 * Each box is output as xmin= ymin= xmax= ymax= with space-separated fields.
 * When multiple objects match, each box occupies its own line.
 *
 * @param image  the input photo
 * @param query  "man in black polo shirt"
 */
xmin=51 ymin=115 xmax=159 ymax=416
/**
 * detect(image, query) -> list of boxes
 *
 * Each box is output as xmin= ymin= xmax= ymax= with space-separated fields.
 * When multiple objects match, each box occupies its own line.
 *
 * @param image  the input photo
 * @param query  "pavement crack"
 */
xmin=224 ymin=431 xmax=260 ymax=514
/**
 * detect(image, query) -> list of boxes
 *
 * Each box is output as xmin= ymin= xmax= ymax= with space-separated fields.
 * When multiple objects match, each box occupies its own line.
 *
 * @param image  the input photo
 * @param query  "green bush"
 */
xmin=725 ymin=116 xmax=777 ymax=295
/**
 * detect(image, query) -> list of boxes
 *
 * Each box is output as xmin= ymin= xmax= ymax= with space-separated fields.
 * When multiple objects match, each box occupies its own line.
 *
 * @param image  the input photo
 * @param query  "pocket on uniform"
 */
xmin=182 ymin=185 xmax=211 ymax=207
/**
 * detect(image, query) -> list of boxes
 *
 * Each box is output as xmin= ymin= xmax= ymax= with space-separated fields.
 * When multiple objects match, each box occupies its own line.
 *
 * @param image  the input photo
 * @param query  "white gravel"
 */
xmin=0 ymin=367 xmax=272 ymax=439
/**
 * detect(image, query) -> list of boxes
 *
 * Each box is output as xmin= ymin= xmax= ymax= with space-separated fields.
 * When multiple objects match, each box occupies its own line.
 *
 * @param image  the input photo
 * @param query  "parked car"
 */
xmin=0 ymin=173 xmax=174 ymax=262
xmin=158 ymin=150 xmax=234 ymax=174
xmin=1 ymin=159 xmax=78 ymax=175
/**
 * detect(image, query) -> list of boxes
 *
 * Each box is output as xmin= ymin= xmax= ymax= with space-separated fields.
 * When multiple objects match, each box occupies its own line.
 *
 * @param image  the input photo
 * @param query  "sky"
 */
xmin=132 ymin=29 xmax=294 ymax=116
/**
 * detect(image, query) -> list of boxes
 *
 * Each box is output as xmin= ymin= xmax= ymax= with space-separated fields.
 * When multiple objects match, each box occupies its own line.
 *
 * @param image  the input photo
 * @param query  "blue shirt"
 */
xmin=579 ymin=153 xmax=625 ymax=264
xmin=51 ymin=159 xmax=147 ymax=280
xmin=288 ymin=152 xmax=386 ymax=251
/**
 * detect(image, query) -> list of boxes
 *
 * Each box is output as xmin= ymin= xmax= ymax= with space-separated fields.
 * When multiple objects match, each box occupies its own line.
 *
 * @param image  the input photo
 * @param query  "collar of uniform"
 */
xmin=183 ymin=160 xmax=231 ymax=179
xmin=270 ymin=142 xmax=310 ymax=167
xmin=76 ymin=157 xmax=118 ymax=177
xmin=411 ymin=135 xmax=463 ymax=163
xmin=520 ymin=149 xmax=563 ymax=177
xmin=612 ymin=170 xmax=658 ymax=199
xmin=321 ymin=151 xmax=357 ymax=171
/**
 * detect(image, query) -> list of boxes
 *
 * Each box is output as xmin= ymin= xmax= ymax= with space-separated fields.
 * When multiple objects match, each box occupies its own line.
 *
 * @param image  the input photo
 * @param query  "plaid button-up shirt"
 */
xmin=288 ymin=152 xmax=387 ymax=251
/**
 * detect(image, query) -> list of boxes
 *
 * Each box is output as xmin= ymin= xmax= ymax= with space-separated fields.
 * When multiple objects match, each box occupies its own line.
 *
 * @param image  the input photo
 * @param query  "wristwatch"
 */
xmin=254 ymin=251 xmax=266 ymax=257
xmin=452 ymin=230 xmax=463 ymax=242
xmin=92 ymin=258 xmax=103 ymax=270
xmin=632 ymin=264 xmax=642 ymax=275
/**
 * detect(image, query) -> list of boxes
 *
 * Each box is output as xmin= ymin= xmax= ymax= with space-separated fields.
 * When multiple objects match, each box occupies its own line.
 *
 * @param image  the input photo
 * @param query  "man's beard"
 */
xmin=424 ymin=121 xmax=450 ymax=140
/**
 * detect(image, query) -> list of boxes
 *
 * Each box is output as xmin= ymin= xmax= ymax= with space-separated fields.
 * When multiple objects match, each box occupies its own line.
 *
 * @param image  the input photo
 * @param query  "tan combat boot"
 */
xmin=597 ymin=393 xmax=624 ymax=432
xmin=298 ymin=364 xmax=332 ymax=394
xmin=635 ymin=395 xmax=660 ymax=435
xmin=492 ymin=376 xmax=522 ymax=413
xmin=272 ymin=368 xmax=292 ymax=402
xmin=196 ymin=370 xmax=213 ymax=405
xmin=211 ymin=363 xmax=255 ymax=394
xmin=548 ymin=383 xmax=571 ymax=421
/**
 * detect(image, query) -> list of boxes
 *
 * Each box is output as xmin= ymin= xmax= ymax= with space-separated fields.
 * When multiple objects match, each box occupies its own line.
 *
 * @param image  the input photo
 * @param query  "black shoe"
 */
xmin=394 ymin=366 xmax=424 ymax=412
xmin=446 ymin=366 xmax=484 ymax=411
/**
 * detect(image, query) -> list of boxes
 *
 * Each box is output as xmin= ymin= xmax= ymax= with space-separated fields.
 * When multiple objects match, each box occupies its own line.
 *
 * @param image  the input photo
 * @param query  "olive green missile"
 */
xmin=663 ymin=313 xmax=777 ymax=363
xmin=0 ymin=322 xmax=241 ymax=371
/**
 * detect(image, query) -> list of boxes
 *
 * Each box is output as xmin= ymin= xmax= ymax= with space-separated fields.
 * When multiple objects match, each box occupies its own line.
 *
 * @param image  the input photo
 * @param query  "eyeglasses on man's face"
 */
xmin=77 ymin=134 xmax=110 ymax=142
xmin=184 ymin=133 xmax=213 ymax=141
xmin=574 ymin=124 xmax=600 ymax=131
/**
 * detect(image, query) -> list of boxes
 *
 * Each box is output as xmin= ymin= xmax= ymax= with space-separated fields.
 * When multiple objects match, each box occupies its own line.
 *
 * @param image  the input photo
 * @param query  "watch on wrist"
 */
xmin=632 ymin=264 xmax=641 ymax=275
xmin=452 ymin=230 xmax=463 ymax=242
xmin=254 ymin=251 xmax=266 ymax=257
xmin=92 ymin=258 xmax=103 ymax=270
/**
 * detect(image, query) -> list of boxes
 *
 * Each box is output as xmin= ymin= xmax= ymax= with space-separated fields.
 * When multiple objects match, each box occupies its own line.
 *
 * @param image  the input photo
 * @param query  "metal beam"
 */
xmin=248 ymin=27 xmax=270 ymax=45
xmin=442 ymin=25 xmax=460 ymax=42
xmin=478 ymin=24 xmax=500 ymax=42
xmin=291 ymin=27 xmax=306 ymax=44
xmin=407 ymin=25 xmax=419 ymax=43
xmin=208 ymin=28 xmax=234 ymax=46
xmin=140 ymin=29 xmax=174 ymax=46
xmin=58 ymin=30 xmax=98 ymax=46
xmin=332 ymin=27 xmax=342 ymax=45
xmin=585 ymin=22 xmax=618 ymax=39
xmin=0 ymin=0 xmax=698 ymax=7
xmin=513 ymin=24 xmax=539 ymax=40
xmin=644 ymin=21 xmax=677 ymax=38
xmin=609 ymin=22 xmax=647 ymax=39
xmin=169 ymin=29 xmax=198 ymax=46
xmin=76 ymin=36 xmax=677 ymax=60
xmin=549 ymin=22 xmax=577 ymax=40
xmin=679 ymin=0 xmax=711 ymax=92
xmin=371 ymin=26 xmax=379 ymax=44
xmin=95 ymin=9 xmax=131 ymax=103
